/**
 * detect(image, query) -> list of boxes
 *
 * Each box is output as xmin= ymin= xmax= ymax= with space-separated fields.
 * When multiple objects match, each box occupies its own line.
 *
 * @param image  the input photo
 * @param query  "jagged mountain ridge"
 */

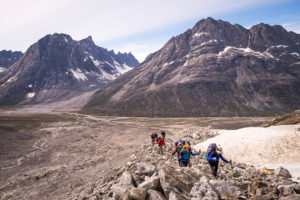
xmin=0 ymin=33 xmax=139 ymax=105
xmin=0 ymin=50 xmax=23 ymax=72
xmin=83 ymin=17 xmax=300 ymax=117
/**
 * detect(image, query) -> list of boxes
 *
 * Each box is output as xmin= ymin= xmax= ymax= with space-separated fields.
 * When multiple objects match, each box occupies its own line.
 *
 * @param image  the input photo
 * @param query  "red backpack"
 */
xmin=158 ymin=138 xmax=165 ymax=146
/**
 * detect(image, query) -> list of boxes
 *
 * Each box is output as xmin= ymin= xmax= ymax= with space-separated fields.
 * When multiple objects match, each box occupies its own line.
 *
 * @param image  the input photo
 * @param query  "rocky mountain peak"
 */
xmin=83 ymin=18 xmax=300 ymax=117
xmin=0 ymin=33 xmax=139 ymax=106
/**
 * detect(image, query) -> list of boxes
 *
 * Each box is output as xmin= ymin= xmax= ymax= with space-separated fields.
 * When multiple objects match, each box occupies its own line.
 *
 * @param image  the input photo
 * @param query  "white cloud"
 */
xmin=282 ymin=22 xmax=300 ymax=33
xmin=112 ymin=41 xmax=165 ymax=62
xmin=0 ymin=0 xmax=286 ymax=54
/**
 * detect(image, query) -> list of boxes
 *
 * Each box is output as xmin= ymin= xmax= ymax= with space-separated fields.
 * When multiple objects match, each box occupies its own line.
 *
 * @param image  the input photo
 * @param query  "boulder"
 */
xmin=138 ymin=172 xmax=160 ymax=190
xmin=277 ymin=185 xmax=295 ymax=196
xmin=169 ymin=191 xmax=180 ymax=200
xmin=209 ymin=180 xmax=237 ymax=196
xmin=275 ymin=167 xmax=292 ymax=178
xmin=158 ymin=165 xmax=197 ymax=199
xmin=232 ymin=167 xmax=245 ymax=178
xmin=137 ymin=162 xmax=157 ymax=176
xmin=190 ymin=177 xmax=219 ymax=200
xmin=147 ymin=189 xmax=166 ymax=200
xmin=293 ymin=184 xmax=300 ymax=194
xmin=120 ymin=171 xmax=135 ymax=186
xmin=111 ymin=184 xmax=131 ymax=200
xmin=130 ymin=187 xmax=147 ymax=200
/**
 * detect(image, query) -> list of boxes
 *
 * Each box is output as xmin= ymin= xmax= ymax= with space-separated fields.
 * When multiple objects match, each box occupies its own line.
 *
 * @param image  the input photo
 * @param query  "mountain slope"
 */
xmin=83 ymin=18 xmax=300 ymax=117
xmin=0 ymin=50 xmax=23 ymax=72
xmin=0 ymin=34 xmax=139 ymax=105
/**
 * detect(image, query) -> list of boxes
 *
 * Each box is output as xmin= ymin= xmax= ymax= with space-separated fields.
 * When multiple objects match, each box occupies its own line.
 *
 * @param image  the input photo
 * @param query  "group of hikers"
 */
xmin=151 ymin=131 xmax=232 ymax=177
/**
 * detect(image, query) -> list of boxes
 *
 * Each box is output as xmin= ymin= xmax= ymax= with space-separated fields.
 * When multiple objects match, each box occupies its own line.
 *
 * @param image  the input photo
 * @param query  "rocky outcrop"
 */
xmin=83 ymin=17 xmax=300 ymax=117
xmin=77 ymin=127 xmax=299 ymax=200
xmin=267 ymin=110 xmax=300 ymax=126
xmin=0 ymin=34 xmax=139 ymax=106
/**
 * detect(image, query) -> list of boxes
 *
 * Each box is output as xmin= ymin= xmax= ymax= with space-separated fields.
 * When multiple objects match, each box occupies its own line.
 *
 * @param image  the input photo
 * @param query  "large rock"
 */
xmin=275 ymin=167 xmax=292 ymax=178
xmin=138 ymin=172 xmax=160 ymax=190
xmin=136 ymin=162 xmax=157 ymax=176
xmin=130 ymin=187 xmax=147 ymax=200
xmin=158 ymin=165 xmax=197 ymax=199
xmin=293 ymin=184 xmax=300 ymax=194
xmin=277 ymin=185 xmax=295 ymax=196
xmin=190 ymin=177 xmax=219 ymax=200
xmin=147 ymin=189 xmax=166 ymax=200
xmin=120 ymin=171 xmax=135 ymax=186
xmin=232 ymin=167 xmax=246 ymax=178
xmin=209 ymin=180 xmax=237 ymax=196
xmin=111 ymin=184 xmax=131 ymax=200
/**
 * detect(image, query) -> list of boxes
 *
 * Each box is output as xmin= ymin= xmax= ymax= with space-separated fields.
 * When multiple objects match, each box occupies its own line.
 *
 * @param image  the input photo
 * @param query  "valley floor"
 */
xmin=0 ymin=108 xmax=271 ymax=200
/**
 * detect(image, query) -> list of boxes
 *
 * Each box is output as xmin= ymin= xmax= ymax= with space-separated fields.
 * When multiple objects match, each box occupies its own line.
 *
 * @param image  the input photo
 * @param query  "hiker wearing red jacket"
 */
xmin=157 ymin=137 xmax=165 ymax=155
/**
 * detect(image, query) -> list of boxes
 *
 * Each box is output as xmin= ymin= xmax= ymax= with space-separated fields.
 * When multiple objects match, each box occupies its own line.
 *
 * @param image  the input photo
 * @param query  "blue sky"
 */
xmin=0 ymin=0 xmax=299 ymax=62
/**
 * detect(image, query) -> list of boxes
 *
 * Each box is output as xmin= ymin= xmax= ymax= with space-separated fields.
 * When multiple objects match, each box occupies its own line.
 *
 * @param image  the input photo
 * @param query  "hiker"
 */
xmin=172 ymin=140 xmax=185 ymax=155
xmin=172 ymin=142 xmax=184 ymax=165
xmin=157 ymin=137 xmax=165 ymax=155
xmin=151 ymin=132 xmax=158 ymax=146
xmin=179 ymin=145 xmax=200 ymax=167
xmin=187 ymin=147 xmax=200 ymax=167
xmin=206 ymin=143 xmax=231 ymax=177
xmin=161 ymin=130 xmax=166 ymax=139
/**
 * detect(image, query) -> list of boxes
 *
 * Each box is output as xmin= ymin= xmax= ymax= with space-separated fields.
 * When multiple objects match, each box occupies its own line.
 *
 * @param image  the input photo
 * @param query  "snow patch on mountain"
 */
xmin=27 ymin=92 xmax=35 ymax=98
xmin=70 ymin=68 xmax=87 ymax=81
xmin=194 ymin=32 xmax=208 ymax=37
xmin=100 ymin=70 xmax=116 ymax=80
xmin=0 ymin=67 xmax=5 ymax=72
xmin=113 ymin=60 xmax=133 ymax=74
xmin=163 ymin=61 xmax=174 ymax=67
xmin=218 ymin=46 xmax=275 ymax=59
xmin=291 ymin=52 xmax=299 ymax=57
xmin=89 ymin=55 xmax=100 ymax=66
xmin=200 ymin=39 xmax=218 ymax=46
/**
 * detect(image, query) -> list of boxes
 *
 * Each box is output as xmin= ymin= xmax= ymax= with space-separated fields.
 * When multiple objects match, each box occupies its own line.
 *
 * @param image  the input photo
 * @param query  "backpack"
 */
xmin=151 ymin=133 xmax=157 ymax=139
xmin=158 ymin=138 xmax=165 ymax=146
xmin=207 ymin=143 xmax=217 ymax=156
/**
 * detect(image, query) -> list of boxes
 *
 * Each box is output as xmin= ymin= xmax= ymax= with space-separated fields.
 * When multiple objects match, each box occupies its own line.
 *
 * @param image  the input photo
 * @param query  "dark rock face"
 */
xmin=0 ymin=34 xmax=139 ymax=105
xmin=0 ymin=50 xmax=23 ymax=71
xmin=83 ymin=18 xmax=300 ymax=117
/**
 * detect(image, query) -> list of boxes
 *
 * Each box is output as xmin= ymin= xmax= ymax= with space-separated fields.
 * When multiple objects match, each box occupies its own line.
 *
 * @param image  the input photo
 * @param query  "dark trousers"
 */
xmin=209 ymin=160 xmax=219 ymax=177
xmin=180 ymin=161 xmax=188 ymax=167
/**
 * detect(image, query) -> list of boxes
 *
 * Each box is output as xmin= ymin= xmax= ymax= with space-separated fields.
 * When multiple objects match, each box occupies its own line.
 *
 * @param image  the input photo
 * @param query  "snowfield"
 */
xmin=194 ymin=125 xmax=300 ymax=180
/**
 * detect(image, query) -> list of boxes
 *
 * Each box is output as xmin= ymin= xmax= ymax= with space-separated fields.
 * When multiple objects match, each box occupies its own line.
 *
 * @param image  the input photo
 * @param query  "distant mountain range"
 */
xmin=0 ymin=50 xmax=23 ymax=72
xmin=83 ymin=17 xmax=300 ymax=117
xmin=0 ymin=34 xmax=139 ymax=105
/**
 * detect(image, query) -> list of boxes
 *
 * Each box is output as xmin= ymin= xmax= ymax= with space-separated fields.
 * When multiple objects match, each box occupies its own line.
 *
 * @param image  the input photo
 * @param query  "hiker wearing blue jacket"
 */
xmin=207 ymin=150 xmax=231 ymax=177
xmin=179 ymin=145 xmax=200 ymax=167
